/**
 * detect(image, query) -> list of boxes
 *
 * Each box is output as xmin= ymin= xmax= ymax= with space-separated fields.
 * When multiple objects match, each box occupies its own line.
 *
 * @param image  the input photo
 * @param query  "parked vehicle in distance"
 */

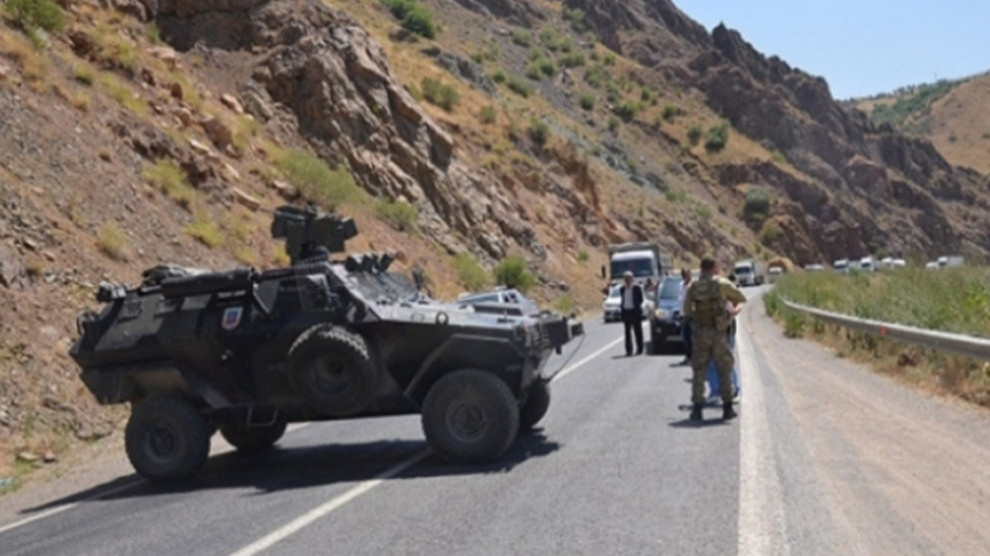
xmin=938 ymin=255 xmax=964 ymax=268
xmin=733 ymin=259 xmax=765 ymax=286
xmin=457 ymin=288 xmax=540 ymax=316
xmin=767 ymin=266 xmax=784 ymax=283
xmin=879 ymin=257 xmax=906 ymax=270
xmin=833 ymin=259 xmax=850 ymax=274
xmin=602 ymin=284 xmax=649 ymax=323
xmin=804 ymin=263 xmax=825 ymax=271
xmin=858 ymin=257 xmax=876 ymax=272
xmin=925 ymin=261 xmax=940 ymax=270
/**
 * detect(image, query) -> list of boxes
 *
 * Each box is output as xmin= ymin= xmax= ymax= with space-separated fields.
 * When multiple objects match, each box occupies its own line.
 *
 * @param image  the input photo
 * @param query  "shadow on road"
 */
xmin=19 ymin=431 xmax=561 ymax=514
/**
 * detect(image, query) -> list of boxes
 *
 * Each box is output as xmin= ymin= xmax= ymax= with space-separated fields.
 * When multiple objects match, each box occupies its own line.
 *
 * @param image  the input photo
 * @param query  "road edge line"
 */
xmin=736 ymin=310 xmax=790 ymax=556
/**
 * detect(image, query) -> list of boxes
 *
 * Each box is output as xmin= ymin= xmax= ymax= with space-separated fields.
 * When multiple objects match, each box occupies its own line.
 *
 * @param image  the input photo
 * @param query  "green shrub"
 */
xmin=743 ymin=186 xmax=770 ymax=228
xmin=479 ymin=105 xmax=497 ymax=124
xmin=381 ymin=0 xmax=437 ymax=38
xmin=602 ymin=52 xmax=616 ymax=66
xmin=4 ymin=0 xmax=65 ymax=33
xmin=579 ymin=93 xmax=595 ymax=110
xmin=562 ymin=7 xmax=586 ymax=30
xmin=577 ymin=249 xmax=590 ymax=262
xmin=661 ymin=104 xmax=677 ymax=122
xmin=613 ymin=99 xmax=641 ymax=121
xmin=560 ymin=52 xmax=586 ymax=68
xmin=704 ymin=122 xmax=730 ymax=152
xmin=506 ymin=75 xmax=531 ymax=97
xmin=453 ymin=253 xmax=489 ymax=291
xmin=607 ymin=116 xmax=620 ymax=132
xmin=555 ymin=294 xmax=575 ymax=315
xmin=528 ymin=118 xmax=550 ymax=147
xmin=494 ymin=254 xmax=536 ymax=293
xmin=687 ymin=125 xmax=703 ymax=146
xmin=420 ymin=76 xmax=460 ymax=111
xmin=376 ymin=199 xmax=418 ymax=231
xmin=274 ymin=149 xmax=360 ymax=209
xmin=584 ymin=64 xmax=607 ymax=88
xmin=512 ymin=29 xmax=532 ymax=47
xmin=538 ymin=27 xmax=559 ymax=50
xmin=492 ymin=70 xmax=506 ymax=83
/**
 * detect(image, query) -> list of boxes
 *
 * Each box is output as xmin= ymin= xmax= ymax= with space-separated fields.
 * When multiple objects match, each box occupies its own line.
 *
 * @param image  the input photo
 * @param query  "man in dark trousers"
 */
xmin=619 ymin=270 xmax=644 ymax=356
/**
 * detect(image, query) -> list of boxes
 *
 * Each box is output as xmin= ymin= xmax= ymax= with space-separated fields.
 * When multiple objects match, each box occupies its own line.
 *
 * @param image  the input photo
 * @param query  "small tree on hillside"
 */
xmin=494 ymin=254 xmax=536 ymax=293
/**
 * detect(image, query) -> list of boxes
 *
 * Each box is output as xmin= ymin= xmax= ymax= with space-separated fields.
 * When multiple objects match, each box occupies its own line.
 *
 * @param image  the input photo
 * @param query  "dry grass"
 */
xmin=143 ymin=159 xmax=195 ymax=209
xmin=96 ymin=222 xmax=128 ymax=260
xmin=0 ymin=30 xmax=51 ymax=91
xmin=185 ymin=211 xmax=223 ymax=248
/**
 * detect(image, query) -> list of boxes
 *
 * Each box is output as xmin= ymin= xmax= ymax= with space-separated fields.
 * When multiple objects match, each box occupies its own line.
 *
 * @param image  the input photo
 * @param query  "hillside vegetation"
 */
xmin=855 ymin=72 xmax=990 ymax=174
xmin=765 ymin=269 xmax=990 ymax=408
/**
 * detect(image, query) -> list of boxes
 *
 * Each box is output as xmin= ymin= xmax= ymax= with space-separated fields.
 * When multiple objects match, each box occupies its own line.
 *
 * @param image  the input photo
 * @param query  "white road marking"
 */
xmin=228 ymin=450 xmax=431 ymax=556
xmin=228 ymin=330 xmax=622 ymax=555
xmin=551 ymin=335 xmax=625 ymax=383
xmin=0 ymin=425 xmax=315 ymax=536
xmin=736 ymin=313 xmax=790 ymax=555
xmin=0 ymin=478 xmax=144 ymax=535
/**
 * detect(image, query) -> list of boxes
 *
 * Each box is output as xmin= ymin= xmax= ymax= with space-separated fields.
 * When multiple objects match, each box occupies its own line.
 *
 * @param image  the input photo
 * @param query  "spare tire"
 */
xmin=287 ymin=325 xmax=376 ymax=417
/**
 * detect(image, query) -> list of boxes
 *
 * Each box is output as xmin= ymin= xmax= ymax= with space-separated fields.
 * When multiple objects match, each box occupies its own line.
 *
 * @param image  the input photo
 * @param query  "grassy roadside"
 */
xmin=763 ymin=268 xmax=990 ymax=408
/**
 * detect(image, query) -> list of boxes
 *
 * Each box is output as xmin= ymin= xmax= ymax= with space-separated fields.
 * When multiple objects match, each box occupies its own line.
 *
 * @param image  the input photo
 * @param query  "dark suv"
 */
xmin=648 ymin=276 xmax=684 ymax=354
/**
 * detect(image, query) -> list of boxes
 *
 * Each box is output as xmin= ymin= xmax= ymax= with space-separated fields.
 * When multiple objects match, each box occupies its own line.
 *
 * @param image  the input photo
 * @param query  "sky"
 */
xmin=673 ymin=0 xmax=990 ymax=99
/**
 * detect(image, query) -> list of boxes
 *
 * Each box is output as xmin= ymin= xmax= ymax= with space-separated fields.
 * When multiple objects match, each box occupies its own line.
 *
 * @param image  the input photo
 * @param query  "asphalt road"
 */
xmin=3 ymin=288 xmax=990 ymax=555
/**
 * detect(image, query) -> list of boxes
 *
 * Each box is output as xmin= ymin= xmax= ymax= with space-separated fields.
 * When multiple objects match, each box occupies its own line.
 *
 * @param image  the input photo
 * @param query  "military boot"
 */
xmin=722 ymin=401 xmax=737 ymax=421
xmin=689 ymin=403 xmax=703 ymax=422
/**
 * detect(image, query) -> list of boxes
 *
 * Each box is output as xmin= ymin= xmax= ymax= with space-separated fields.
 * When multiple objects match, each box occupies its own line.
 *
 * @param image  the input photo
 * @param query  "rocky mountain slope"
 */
xmin=2 ymin=0 xmax=990 ymax=485
xmin=853 ymin=72 xmax=990 ymax=175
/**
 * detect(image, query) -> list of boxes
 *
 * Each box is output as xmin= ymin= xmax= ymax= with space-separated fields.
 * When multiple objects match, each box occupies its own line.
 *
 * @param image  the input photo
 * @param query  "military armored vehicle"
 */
xmin=70 ymin=206 xmax=583 ymax=482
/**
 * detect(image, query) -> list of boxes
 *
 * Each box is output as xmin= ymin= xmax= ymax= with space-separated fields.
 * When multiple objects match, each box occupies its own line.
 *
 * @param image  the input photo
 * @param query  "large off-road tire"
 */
xmin=421 ymin=369 xmax=520 ymax=463
xmin=125 ymin=396 xmax=211 ymax=482
xmin=518 ymin=379 xmax=551 ymax=432
xmin=220 ymin=421 xmax=287 ymax=452
xmin=287 ymin=325 xmax=376 ymax=417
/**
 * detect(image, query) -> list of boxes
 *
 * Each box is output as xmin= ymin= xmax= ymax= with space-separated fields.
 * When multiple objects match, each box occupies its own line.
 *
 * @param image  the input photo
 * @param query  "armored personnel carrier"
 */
xmin=70 ymin=206 xmax=582 ymax=482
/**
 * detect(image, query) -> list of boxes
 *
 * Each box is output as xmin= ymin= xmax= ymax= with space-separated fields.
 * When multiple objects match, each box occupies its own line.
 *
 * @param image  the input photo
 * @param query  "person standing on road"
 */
xmin=682 ymin=255 xmax=746 ymax=421
xmin=620 ymin=270 xmax=644 ymax=356
xmin=677 ymin=268 xmax=693 ymax=365
xmin=707 ymin=300 xmax=742 ymax=402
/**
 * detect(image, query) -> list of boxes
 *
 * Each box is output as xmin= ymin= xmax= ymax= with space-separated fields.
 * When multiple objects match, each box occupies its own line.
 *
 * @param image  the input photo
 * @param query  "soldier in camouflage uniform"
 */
xmin=682 ymin=255 xmax=747 ymax=421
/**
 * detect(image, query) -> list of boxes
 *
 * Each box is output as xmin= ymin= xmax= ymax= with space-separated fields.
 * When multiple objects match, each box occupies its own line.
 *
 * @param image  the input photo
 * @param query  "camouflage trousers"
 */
xmin=690 ymin=325 xmax=734 ymax=404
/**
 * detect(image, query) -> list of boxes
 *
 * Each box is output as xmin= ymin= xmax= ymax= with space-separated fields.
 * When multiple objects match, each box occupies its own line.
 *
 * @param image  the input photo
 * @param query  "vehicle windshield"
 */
xmin=734 ymin=266 xmax=752 ymax=275
xmin=658 ymin=278 xmax=681 ymax=299
xmin=610 ymin=258 xmax=655 ymax=278
xmin=607 ymin=285 xmax=622 ymax=299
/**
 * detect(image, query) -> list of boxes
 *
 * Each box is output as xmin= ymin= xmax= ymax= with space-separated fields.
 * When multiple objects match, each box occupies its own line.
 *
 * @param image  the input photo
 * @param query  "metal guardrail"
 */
xmin=781 ymin=298 xmax=990 ymax=361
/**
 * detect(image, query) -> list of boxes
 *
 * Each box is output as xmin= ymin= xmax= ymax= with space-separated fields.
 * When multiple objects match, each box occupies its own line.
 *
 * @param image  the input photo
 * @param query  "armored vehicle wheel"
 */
xmin=287 ymin=325 xmax=376 ymax=417
xmin=421 ymin=369 xmax=519 ymax=463
xmin=125 ymin=396 xmax=211 ymax=482
xmin=220 ymin=421 xmax=287 ymax=452
xmin=519 ymin=379 xmax=551 ymax=432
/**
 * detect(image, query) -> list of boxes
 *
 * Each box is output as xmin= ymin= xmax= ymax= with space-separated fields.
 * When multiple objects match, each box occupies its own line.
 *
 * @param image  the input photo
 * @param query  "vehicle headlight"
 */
xmin=655 ymin=308 xmax=671 ymax=319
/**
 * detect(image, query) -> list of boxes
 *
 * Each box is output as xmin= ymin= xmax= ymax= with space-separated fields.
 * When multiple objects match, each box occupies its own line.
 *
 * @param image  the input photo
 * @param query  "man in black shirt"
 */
xmin=619 ymin=271 xmax=644 ymax=356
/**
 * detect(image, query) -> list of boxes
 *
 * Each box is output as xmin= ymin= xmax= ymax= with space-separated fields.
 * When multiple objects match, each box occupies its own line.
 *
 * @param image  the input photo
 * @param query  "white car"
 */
xmin=767 ymin=267 xmax=784 ymax=283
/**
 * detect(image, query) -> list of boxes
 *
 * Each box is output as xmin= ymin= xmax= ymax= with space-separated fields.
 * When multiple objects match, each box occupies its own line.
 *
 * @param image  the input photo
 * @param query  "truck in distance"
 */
xmin=604 ymin=242 xmax=673 ymax=289
xmin=732 ymin=259 xmax=765 ymax=286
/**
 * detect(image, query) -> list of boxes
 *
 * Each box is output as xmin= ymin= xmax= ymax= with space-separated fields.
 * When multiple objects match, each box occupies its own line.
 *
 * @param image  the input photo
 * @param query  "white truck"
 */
xmin=733 ymin=259 xmax=765 ymax=286
xmin=605 ymin=243 xmax=674 ymax=288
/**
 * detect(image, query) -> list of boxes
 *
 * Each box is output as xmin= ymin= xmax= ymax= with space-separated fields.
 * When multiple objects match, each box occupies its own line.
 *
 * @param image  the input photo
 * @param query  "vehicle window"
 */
xmin=463 ymin=293 xmax=499 ymax=304
xmin=610 ymin=259 xmax=655 ymax=278
xmin=734 ymin=266 xmax=752 ymax=275
xmin=659 ymin=278 xmax=681 ymax=299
